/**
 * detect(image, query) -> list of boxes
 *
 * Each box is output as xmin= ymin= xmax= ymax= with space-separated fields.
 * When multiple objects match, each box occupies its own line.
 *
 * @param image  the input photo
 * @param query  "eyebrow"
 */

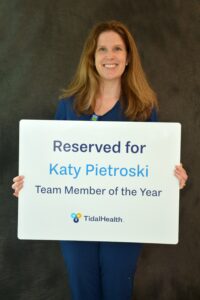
xmin=97 ymin=44 xmax=125 ymax=48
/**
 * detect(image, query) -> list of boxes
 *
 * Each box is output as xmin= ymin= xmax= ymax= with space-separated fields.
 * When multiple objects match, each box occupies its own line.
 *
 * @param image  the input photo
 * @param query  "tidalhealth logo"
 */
xmin=70 ymin=212 xmax=123 ymax=223
xmin=71 ymin=212 xmax=82 ymax=223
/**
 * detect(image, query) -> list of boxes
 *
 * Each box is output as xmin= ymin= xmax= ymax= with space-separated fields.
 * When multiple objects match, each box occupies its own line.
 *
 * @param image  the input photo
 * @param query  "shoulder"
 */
xmin=147 ymin=107 xmax=158 ymax=122
xmin=54 ymin=96 xmax=76 ymax=120
xmin=54 ymin=96 xmax=92 ymax=121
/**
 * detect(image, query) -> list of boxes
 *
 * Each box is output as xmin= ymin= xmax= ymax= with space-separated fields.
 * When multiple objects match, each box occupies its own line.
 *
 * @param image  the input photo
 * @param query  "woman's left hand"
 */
xmin=174 ymin=164 xmax=188 ymax=189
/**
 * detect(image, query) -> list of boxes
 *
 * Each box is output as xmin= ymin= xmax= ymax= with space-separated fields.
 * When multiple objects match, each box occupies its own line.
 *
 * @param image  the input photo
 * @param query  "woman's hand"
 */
xmin=174 ymin=164 xmax=188 ymax=189
xmin=12 ymin=175 xmax=24 ymax=197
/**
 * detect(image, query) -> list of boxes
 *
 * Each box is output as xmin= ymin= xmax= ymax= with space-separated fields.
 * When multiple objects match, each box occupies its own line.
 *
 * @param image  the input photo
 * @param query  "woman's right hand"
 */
xmin=12 ymin=175 xmax=24 ymax=197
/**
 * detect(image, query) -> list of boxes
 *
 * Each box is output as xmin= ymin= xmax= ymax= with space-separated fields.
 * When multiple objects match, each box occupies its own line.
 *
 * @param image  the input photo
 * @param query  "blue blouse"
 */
xmin=55 ymin=96 xmax=158 ymax=122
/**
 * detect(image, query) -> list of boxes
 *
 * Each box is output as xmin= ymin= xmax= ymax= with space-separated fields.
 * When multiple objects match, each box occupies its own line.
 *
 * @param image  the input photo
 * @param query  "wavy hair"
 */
xmin=61 ymin=20 xmax=158 ymax=120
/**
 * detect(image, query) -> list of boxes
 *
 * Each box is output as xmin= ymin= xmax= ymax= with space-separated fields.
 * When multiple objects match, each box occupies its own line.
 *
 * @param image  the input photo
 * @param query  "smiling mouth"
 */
xmin=103 ymin=64 xmax=118 ymax=68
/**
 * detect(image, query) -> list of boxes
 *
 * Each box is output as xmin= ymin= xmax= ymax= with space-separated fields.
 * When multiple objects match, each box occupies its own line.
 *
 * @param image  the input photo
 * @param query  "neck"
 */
xmin=98 ymin=79 xmax=121 ymax=101
xmin=94 ymin=79 xmax=121 ymax=116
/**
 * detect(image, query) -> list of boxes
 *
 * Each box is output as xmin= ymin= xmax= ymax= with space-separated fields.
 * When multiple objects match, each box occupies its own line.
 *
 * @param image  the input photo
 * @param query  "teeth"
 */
xmin=104 ymin=64 xmax=117 ymax=68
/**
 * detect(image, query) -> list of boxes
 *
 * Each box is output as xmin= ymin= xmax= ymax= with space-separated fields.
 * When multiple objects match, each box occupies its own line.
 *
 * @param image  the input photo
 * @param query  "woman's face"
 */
xmin=95 ymin=31 xmax=128 ymax=83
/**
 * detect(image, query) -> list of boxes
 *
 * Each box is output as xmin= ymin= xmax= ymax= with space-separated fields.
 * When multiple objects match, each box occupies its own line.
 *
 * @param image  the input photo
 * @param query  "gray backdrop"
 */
xmin=0 ymin=0 xmax=199 ymax=299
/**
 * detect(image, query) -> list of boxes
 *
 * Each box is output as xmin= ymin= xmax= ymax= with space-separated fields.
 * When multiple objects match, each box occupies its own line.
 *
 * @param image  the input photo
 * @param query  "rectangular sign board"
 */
xmin=18 ymin=120 xmax=181 ymax=244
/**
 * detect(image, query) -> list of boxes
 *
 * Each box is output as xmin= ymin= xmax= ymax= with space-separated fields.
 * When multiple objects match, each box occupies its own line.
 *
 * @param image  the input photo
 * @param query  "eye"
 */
xmin=98 ymin=47 xmax=107 ymax=52
xmin=114 ymin=46 xmax=122 ymax=51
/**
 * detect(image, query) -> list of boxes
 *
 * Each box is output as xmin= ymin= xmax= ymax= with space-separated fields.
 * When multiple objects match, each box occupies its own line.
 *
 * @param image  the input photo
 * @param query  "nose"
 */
xmin=106 ymin=49 xmax=115 ymax=59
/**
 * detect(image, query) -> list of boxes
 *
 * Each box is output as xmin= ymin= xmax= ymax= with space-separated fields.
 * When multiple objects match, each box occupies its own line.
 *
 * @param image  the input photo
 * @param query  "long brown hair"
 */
xmin=61 ymin=20 xmax=158 ymax=120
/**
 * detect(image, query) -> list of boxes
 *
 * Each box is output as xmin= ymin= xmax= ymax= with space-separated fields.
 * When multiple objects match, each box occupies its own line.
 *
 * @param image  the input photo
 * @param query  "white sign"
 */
xmin=18 ymin=120 xmax=181 ymax=244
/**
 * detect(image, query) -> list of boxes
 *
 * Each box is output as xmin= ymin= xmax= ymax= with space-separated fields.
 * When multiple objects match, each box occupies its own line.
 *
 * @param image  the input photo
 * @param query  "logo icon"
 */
xmin=71 ymin=212 xmax=82 ymax=223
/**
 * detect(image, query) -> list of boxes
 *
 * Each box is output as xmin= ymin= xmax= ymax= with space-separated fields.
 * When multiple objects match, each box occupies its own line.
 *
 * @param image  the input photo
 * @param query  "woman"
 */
xmin=12 ymin=20 xmax=188 ymax=300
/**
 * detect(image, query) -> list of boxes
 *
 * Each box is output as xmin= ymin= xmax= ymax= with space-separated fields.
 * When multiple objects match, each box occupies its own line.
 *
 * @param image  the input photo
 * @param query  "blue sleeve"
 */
xmin=148 ymin=108 xmax=158 ymax=122
xmin=54 ymin=99 xmax=67 ymax=120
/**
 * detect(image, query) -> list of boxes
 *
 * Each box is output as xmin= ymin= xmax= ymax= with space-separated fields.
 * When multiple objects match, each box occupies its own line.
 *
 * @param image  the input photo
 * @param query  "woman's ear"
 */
xmin=126 ymin=54 xmax=130 ymax=66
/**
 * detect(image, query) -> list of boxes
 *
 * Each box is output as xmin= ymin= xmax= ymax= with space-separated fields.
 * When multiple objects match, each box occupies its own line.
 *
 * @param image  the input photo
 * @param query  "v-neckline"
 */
xmin=93 ymin=100 xmax=120 ymax=117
